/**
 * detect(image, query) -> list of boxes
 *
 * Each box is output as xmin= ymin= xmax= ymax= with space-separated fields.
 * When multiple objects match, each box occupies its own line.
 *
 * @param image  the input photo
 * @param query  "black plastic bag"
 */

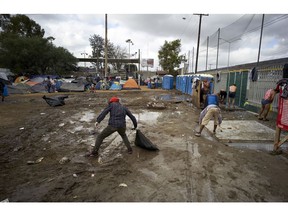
xmin=135 ymin=129 xmax=159 ymax=151
xmin=43 ymin=95 xmax=68 ymax=107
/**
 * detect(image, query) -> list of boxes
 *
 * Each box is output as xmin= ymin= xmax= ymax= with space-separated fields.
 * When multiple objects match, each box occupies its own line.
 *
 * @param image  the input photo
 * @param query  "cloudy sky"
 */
xmin=2 ymin=0 xmax=288 ymax=72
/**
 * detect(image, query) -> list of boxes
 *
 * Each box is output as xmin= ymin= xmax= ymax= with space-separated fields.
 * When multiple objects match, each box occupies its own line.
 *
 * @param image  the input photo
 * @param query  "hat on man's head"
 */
xmin=109 ymin=96 xmax=119 ymax=103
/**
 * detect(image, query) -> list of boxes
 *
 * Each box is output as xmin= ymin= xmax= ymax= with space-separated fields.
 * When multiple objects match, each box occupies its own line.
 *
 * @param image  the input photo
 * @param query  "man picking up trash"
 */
xmin=195 ymin=104 xmax=222 ymax=137
xmin=85 ymin=96 xmax=137 ymax=157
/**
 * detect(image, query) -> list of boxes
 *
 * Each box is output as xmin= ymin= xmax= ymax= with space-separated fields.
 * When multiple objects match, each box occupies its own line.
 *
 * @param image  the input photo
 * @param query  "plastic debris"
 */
xmin=1 ymin=198 xmax=9 ymax=202
xmin=91 ymin=174 xmax=95 ymax=177
xmin=59 ymin=157 xmax=70 ymax=164
xmin=59 ymin=123 xmax=65 ymax=127
xmin=119 ymin=183 xmax=128 ymax=187
xmin=35 ymin=157 xmax=44 ymax=163
xmin=19 ymin=127 xmax=24 ymax=130
xmin=27 ymin=157 xmax=44 ymax=165
xmin=73 ymin=174 xmax=78 ymax=178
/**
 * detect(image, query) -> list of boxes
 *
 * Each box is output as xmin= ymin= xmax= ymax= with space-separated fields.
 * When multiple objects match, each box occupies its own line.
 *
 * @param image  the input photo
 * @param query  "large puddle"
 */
xmin=227 ymin=142 xmax=288 ymax=153
xmin=156 ymin=94 xmax=191 ymax=102
xmin=135 ymin=111 xmax=162 ymax=125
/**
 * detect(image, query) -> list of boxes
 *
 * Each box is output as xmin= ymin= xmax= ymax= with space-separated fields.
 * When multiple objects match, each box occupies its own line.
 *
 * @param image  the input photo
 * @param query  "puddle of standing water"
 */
xmin=135 ymin=111 xmax=162 ymax=125
xmin=156 ymin=94 xmax=190 ymax=102
xmin=227 ymin=142 xmax=288 ymax=153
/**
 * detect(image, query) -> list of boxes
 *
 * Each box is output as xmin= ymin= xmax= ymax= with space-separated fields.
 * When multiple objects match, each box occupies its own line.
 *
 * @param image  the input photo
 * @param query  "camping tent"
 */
xmin=109 ymin=82 xmax=122 ymax=90
xmin=122 ymin=78 xmax=140 ymax=90
xmin=95 ymin=81 xmax=110 ymax=90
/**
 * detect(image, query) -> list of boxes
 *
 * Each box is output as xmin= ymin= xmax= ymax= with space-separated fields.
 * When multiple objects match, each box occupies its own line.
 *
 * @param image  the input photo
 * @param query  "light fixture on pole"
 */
xmin=81 ymin=51 xmax=88 ymax=68
xmin=126 ymin=39 xmax=134 ymax=72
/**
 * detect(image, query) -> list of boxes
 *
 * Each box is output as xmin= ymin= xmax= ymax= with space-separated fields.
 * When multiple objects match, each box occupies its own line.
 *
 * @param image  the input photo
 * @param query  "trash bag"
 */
xmin=135 ymin=129 xmax=159 ymax=151
xmin=42 ymin=95 xmax=68 ymax=107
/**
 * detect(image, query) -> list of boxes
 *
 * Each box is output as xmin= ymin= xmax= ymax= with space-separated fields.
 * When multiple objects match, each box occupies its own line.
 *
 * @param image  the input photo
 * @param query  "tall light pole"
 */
xmin=81 ymin=51 xmax=88 ymax=68
xmin=194 ymin=13 xmax=209 ymax=73
xmin=126 ymin=39 xmax=134 ymax=72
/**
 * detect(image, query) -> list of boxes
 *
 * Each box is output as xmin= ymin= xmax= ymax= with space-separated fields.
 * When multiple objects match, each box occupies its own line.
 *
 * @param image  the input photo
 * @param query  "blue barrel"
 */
xmin=162 ymin=75 xmax=174 ymax=90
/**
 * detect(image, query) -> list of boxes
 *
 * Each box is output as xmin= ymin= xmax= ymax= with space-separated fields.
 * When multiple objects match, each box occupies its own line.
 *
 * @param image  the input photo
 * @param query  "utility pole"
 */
xmin=216 ymin=28 xmax=220 ymax=69
xmin=206 ymin=36 xmax=209 ymax=71
xmin=104 ymin=14 xmax=108 ymax=78
xmin=191 ymin=47 xmax=194 ymax=73
xmin=257 ymin=14 xmax=265 ymax=66
xmin=194 ymin=13 xmax=209 ymax=73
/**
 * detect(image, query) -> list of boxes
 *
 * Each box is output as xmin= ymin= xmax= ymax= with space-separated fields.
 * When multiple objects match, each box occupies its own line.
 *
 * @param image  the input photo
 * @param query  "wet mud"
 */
xmin=1 ymin=90 xmax=288 ymax=202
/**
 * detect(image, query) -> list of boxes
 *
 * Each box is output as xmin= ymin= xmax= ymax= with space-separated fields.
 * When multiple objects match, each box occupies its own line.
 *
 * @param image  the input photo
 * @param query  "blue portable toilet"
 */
xmin=162 ymin=75 xmax=174 ymax=90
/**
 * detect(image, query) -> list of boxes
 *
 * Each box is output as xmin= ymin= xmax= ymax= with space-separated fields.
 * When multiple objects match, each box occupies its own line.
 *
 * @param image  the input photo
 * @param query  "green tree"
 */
xmin=89 ymin=34 xmax=126 ymax=73
xmin=1 ymin=14 xmax=44 ymax=38
xmin=158 ymin=39 xmax=182 ymax=76
xmin=0 ymin=14 xmax=77 ymax=76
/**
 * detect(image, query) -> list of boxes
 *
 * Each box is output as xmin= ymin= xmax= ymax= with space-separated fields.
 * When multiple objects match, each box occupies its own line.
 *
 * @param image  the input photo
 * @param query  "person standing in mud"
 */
xmin=195 ymin=104 xmax=222 ymax=137
xmin=85 ymin=96 xmax=137 ymax=157
xmin=257 ymin=88 xmax=279 ymax=121
xmin=228 ymin=83 xmax=237 ymax=108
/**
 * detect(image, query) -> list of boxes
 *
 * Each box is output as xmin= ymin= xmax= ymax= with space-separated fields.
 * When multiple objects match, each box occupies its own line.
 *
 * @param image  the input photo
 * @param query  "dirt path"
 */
xmin=1 ymin=89 xmax=288 ymax=203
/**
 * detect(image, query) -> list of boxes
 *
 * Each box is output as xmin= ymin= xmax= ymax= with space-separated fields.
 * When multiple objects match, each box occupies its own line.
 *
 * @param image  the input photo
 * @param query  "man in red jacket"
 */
xmin=85 ymin=96 xmax=137 ymax=157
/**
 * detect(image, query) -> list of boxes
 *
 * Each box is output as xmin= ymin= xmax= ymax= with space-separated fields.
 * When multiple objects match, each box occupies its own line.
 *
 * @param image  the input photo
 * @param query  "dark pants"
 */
xmin=92 ymin=125 xmax=132 ymax=154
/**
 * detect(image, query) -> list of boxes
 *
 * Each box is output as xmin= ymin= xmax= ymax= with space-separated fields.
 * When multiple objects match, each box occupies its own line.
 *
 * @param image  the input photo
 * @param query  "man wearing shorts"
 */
xmin=195 ymin=104 xmax=222 ymax=137
xmin=228 ymin=84 xmax=237 ymax=108
xmin=258 ymin=88 xmax=279 ymax=121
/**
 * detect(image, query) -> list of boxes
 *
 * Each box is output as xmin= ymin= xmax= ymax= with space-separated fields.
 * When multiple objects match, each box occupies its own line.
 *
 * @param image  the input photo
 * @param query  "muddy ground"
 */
xmin=1 ymin=88 xmax=288 ymax=206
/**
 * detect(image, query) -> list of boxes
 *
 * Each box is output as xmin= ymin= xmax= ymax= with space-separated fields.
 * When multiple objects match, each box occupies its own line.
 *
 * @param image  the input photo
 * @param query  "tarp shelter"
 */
xmin=7 ymin=83 xmax=32 ymax=94
xmin=109 ymin=82 xmax=122 ymax=91
xmin=95 ymin=81 xmax=110 ymax=90
xmin=58 ymin=82 xmax=85 ymax=92
xmin=122 ymin=78 xmax=140 ymax=90
xmin=30 ymin=82 xmax=48 ymax=93
xmin=0 ymin=76 xmax=12 ymax=85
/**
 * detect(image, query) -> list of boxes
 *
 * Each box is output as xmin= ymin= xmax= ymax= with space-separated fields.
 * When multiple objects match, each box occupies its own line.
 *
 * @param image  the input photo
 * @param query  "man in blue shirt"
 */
xmin=86 ymin=96 xmax=137 ymax=157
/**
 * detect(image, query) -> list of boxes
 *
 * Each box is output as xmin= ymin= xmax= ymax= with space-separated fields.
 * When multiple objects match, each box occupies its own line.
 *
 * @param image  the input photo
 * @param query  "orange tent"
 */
xmin=122 ymin=78 xmax=140 ymax=90
xmin=14 ymin=76 xmax=29 ymax=83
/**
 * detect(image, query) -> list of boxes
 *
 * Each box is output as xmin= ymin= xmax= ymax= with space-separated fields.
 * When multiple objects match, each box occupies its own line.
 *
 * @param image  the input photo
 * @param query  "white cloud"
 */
xmin=2 ymin=2 xmax=288 ymax=72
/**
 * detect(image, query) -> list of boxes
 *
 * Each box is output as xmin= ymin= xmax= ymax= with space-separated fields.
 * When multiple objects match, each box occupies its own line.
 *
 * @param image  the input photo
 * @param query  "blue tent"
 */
xmin=109 ymin=82 xmax=122 ymax=90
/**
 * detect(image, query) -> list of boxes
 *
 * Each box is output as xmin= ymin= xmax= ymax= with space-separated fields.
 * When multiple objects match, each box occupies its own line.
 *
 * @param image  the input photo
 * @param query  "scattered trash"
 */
xmin=119 ymin=183 xmax=128 ymax=187
xmin=35 ymin=157 xmax=44 ymax=163
xmin=91 ymin=174 xmax=95 ymax=177
xmin=146 ymin=101 xmax=166 ymax=110
xmin=59 ymin=123 xmax=65 ymax=127
xmin=59 ymin=157 xmax=70 ymax=164
xmin=1 ymin=198 xmax=9 ymax=202
xmin=135 ymin=129 xmax=159 ymax=151
xmin=27 ymin=161 xmax=36 ymax=165
xmin=13 ymin=146 xmax=23 ymax=152
xmin=73 ymin=174 xmax=78 ymax=178
xmin=98 ymin=157 xmax=103 ymax=164
xmin=40 ymin=113 xmax=46 ymax=115
xmin=27 ymin=157 xmax=44 ymax=165
xmin=19 ymin=127 xmax=24 ymax=130
xmin=42 ymin=95 xmax=68 ymax=107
